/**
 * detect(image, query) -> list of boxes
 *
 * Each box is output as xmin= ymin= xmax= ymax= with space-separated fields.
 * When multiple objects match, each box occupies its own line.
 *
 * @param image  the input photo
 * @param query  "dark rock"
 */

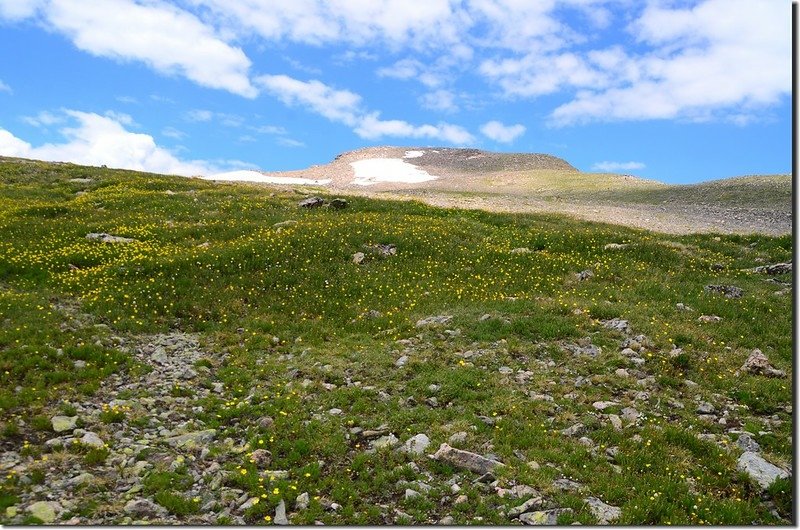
xmin=753 ymin=262 xmax=792 ymax=275
xmin=330 ymin=198 xmax=348 ymax=209
xmin=298 ymin=197 xmax=324 ymax=208
xmin=704 ymin=284 xmax=743 ymax=298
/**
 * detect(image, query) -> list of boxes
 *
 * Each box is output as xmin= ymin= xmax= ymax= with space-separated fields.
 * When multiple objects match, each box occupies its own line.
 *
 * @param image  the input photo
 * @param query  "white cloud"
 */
xmin=377 ymin=58 xmax=424 ymax=80
xmin=0 ymin=79 xmax=11 ymax=93
xmin=253 ymin=125 xmax=287 ymax=135
xmin=0 ymin=110 xmax=224 ymax=176
xmin=277 ymin=137 xmax=305 ymax=148
xmin=550 ymin=0 xmax=791 ymax=124
xmin=257 ymin=74 xmax=362 ymax=126
xmin=355 ymin=113 xmax=474 ymax=144
xmin=184 ymin=109 xmax=214 ymax=122
xmin=420 ymin=89 xmax=458 ymax=112
xmin=161 ymin=126 xmax=186 ymax=140
xmin=480 ymin=120 xmax=525 ymax=143
xmin=6 ymin=0 xmax=256 ymax=97
xmin=591 ymin=161 xmax=646 ymax=172
xmin=22 ymin=110 xmax=64 ymax=127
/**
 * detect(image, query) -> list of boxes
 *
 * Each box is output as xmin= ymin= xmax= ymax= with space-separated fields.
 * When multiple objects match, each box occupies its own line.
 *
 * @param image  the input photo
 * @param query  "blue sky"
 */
xmin=0 ymin=0 xmax=791 ymax=184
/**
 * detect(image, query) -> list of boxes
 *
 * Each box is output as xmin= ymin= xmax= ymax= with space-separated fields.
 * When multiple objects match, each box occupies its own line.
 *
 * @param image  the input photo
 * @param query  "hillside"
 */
xmin=207 ymin=148 xmax=791 ymax=236
xmin=0 ymin=158 xmax=793 ymax=525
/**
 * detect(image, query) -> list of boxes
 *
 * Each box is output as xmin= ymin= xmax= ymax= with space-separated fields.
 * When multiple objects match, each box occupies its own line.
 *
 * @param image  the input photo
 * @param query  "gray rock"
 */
xmin=274 ymin=499 xmax=289 ymax=525
xmin=80 ymin=431 xmax=105 ymax=448
xmin=604 ymin=243 xmax=628 ymax=250
xmin=272 ymin=220 xmax=298 ymax=228
xmin=330 ymin=198 xmax=348 ymax=209
xmin=124 ymin=499 xmax=166 ymax=519
xmin=371 ymin=434 xmax=399 ymax=451
xmin=592 ymin=401 xmax=617 ymax=411
xmin=704 ymin=284 xmax=743 ymax=298
xmin=552 ymin=478 xmax=582 ymax=491
xmin=405 ymin=488 xmax=420 ymax=500
xmin=601 ymin=318 xmax=631 ymax=334
xmin=51 ymin=415 xmax=78 ymax=433
xmin=85 ymin=232 xmax=135 ymax=244
xmin=28 ymin=501 xmax=61 ymax=523
xmin=697 ymin=315 xmax=722 ymax=323
xmin=69 ymin=472 xmax=95 ymax=487
xmin=620 ymin=407 xmax=639 ymax=423
xmin=73 ymin=360 xmax=87 ymax=369
xmin=295 ymin=492 xmax=310 ymax=510
xmin=740 ymin=349 xmax=786 ymax=377
xmin=585 ymin=497 xmax=621 ymax=524
xmin=432 ymin=443 xmax=505 ymax=475
xmin=575 ymin=269 xmax=594 ymax=281
xmin=403 ymin=434 xmax=431 ymax=455
xmin=448 ymin=432 xmax=468 ymax=445
xmin=519 ymin=508 xmax=573 ymax=525
xmin=438 ymin=515 xmax=455 ymax=525
xmin=416 ymin=315 xmax=452 ymax=327
xmin=395 ymin=355 xmax=409 ymax=368
xmin=164 ymin=429 xmax=216 ymax=449
xmin=561 ymin=423 xmax=585 ymax=437
xmin=696 ymin=402 xmax=715 ymax=415
xmin=737 ymin=452 xmax=789 ymax=489
xmin=737 ymin=434 xmax=760 ymax=453
xmin=249 ymin=449 xmax=272 ymax=467
xmin=508 ymin=496 xmax=545 ymax=517
xmin=352 ymin=252 xmax=366 ymax=265
xmin=511 ymin=247 xmax=532 ymax=254
xmin=753 ymin=262 xmax=792 ymax=275
xmin=298 ymin=197 xmax=324 ymax=208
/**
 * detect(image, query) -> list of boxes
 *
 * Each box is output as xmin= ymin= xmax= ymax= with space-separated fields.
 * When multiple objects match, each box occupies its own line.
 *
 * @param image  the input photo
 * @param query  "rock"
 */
xmin=371 ymin=434 xmax=399 ymax=451
xmin=249 ymin=449 xmax=272 ymax=467
xmin=552 ymin=478 xmax=582 ymax=491
xmin=561 ymin=423 xmax=585 ymax=437
xmin=405 ymin=489 xmax=420 ymax=500
xmin=258 ymin=416 xmax=275 ymax=429
xmin=608 ymin=414 xmax=623 ymax=431
xmin=239 ymin=497 xmax=260 ymax=512
xmin=696 ymin=402 xmax=715 ymax=415
xmin=585 ymin=497 xmax=621 ymax=524
xmin=620 ymin=407 xmax=639 ymax=423
xmin=704 ymin=284 xmax=743 ymax=298
xmin=601 ymin=319 xmax=631 ymax=334
xmin=448 ymin=432 xmax=468 ymax=445
xmin=124 ymin=499 xmax=166 ymax=519
xmin=403 ymin=434 xmax=431 ymax=455
xmin=28 ymin=501 xmax=61 ymax=523
xmin=432 ymin=443 xmax=505 ymax=475
xmin=164 ymin=429 xmax=216 ymax=449
xmin=739 ymin=349 xmax=785 ymax=377
xmin=352 ymin=252 xmax=366 ymax=265
xmin=753 ymin=262 xmax=792 ymax=275
xmin=69 ymin=472 xmax=95 ymax=487
xmin=69 ymin=177 xmax=93 ymax=183
xmin=604 ymin=243 xmax=628 ymax=250
xmin=454 ymin=494 xmax=468 ymax=505
xmin=51 ymin=415 xmax=78 ymax=433
xmin=438 ymin=516 xmax=455 ymax=525
xmin=274 ymin=499 xmax=289 ymax=525
xmin=592 ymin=401 xmax=617 ymax=411
xmin=272 ymin=220 xmax=297 ymax=228
xmin=73 ymin=360 xmax=86 ymax=369
xmin=575 ymin=269 xmax=594 ymax=281
xmin=737 ymin=452 xmax=789 ymax=489
xmin=416 ymin=315 xmax=452 ymax=327
xmin=736 ymin=434 xmax=760 ymax=453
xmin=676 ymin=303 xmax=693 ymax=311
xmin=511 ymin=247 xmax=532 ymax=254
xmin=330 ymin=198 xmax=348 ymax=209
xmin=395 ymin=355 xmax=409 ymax=368
xmin=85 ymin=232 xmax=135 ymax=244
xmin=328 ymin=408 xmax=343 ymax=415
xmin=295 ymin=492 xmax=310 ymax=510
xmin=80 ymin=431 xmax=105 ymax=448
xmin=508 ymin=496 xmax=545 ymax=517
xmin=509 ymin=485 xmax=540 ymax=499
xmin=298 ymin=197 xmax=324 ymax=208
xmin=519 ymin=508 xmax=573 ymax=525
xmin=563 ymin=343 xmax=601 ymax=357
xmin=697 ymin=315 xmax=721 ymax=323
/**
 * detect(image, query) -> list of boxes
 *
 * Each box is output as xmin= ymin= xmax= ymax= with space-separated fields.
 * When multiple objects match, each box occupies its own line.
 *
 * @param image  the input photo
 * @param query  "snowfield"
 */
xmin=350 ymin=158 xmax=438 ymax=186
xmin=205 ymin=170 xmax=331 ymax=185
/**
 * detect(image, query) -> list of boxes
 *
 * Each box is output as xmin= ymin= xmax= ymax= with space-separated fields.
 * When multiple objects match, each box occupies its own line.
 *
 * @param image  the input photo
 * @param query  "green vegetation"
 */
xmin=0 ymin=157 xmax=792 ymax=525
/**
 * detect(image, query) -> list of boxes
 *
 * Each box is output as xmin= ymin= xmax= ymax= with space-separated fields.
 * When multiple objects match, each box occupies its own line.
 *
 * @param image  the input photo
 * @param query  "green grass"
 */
xmin=0 ymin=157 xmax=792 ymax=525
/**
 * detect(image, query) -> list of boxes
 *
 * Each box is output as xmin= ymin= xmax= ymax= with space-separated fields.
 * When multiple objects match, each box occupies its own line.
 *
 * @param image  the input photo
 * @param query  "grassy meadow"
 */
xmin=0 ymin=157 xmax=792 ymax=524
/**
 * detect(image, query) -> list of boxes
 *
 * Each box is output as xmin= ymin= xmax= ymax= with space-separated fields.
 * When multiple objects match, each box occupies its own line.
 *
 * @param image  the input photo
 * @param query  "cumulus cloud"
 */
xmin=2 ymin=0 xmax=256 ymax=97
xmin=0 ymin=110 xmax=223 ymax=176
xmin=591 ymin=161 xmax=646 ymax=172
xmin=480 ymin=120 xmax=525 ymax=143
xmin=420 ymin=89 xmax=458 ymax=113
xmin=0 ymin=79 xmax=11 ymax=93
xmin=256 ymin=74 xmax=474 ymax=144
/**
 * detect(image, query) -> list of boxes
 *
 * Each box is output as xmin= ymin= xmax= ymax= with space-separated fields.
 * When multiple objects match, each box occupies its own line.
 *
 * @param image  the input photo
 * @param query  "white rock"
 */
xmin=737 ymin=451 xmax=789 ymax=489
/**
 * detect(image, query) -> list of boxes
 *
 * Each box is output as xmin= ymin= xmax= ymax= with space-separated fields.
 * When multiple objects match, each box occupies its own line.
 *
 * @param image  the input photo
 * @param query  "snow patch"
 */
xmin=350 ymin=158 xmax=438 ymax=186
xmin=205 ymin=170 xmax=330 ymax=185
xmin=403 ymin=150 xmax=425 ymax=158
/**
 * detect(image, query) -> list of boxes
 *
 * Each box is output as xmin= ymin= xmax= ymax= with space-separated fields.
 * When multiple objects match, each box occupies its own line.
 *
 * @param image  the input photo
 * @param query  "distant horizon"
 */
xmin=0 ymin=1 xmax=791 ymax=185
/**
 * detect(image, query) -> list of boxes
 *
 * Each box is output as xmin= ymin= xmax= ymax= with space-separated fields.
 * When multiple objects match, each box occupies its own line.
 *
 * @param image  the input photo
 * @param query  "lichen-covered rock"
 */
xmin=739 ymin=349 xmax=785 ymax=377
xmin=519 ymin=508 xmax=573 ymax=525
xmin=737 ymin=452 xmax=789 ymax=489
xmin=432 ymin=443 xmax=504 ymax=475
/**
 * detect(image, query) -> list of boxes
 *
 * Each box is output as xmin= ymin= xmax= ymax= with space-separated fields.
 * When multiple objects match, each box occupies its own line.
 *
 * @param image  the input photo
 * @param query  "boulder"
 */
xmin=85 ymin=232 xmax=135 ymax=244
xmin=519 ymin=508 xmax=573 ymax=525
xmin=298 ymin=197 xmax=324 ymax=208
xmin=164 ymin=429 xmax=217 ymax=449
xmin=737 ymin=451 xmax=789 ymax=489
xmin=432 ymin=443 xmax=504 ymax=475
xmin=585 ymin=497 xmax=621 ymax=524
xmin=740 ymin=349 xmax=785 ymax=377
xmin=51 ymin=415 xmax=78 ymax=433
xmin=28 ymin=501 xmax=61 ymax=523
xmin=704 ymin=284 xmax=743 ymax=298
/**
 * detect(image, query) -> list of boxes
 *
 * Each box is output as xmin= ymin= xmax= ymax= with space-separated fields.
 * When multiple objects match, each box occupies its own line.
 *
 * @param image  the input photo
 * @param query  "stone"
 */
xmin=371 ymin=434 xmax=399 ymax=451
xmin=621 ymin=407 xmax=639 ymax=423
xmin=69 ymin=472 xmax=95 ymax=487
xmin=737 ymin=452 xmax=789 ymax=489
xmin=51 ymin=415 xmax=78 ymax=433
xmin=575 ymin=269 xmax=594 ymax=281
xmin=511 ymin=247 xmax=532 ymax=254
xmin=164 ymin=429 xmax=216 ymax=449
xmin=552 ymin=478 xmax=582 ymax=491
xmin=508 ymin=496 xmax=545 ymax=517
xmin=561 ymin=423 xmax=585 ymax=437
xmin=601 ymin=319 xmax=631 ymax=334
xmin=416 ymin=315 xmax=452 ymax=327
xmin=676 ymin=303 xmax=693 ymax=311
xmin=753 ymin=262 xmax=792 ymax=275
xmin=272 ymin=220 xmax=298 ymax=228
xmin=592 ymin=401 xmax=617 ymax=411
xmin=403 ymin=434 xmax=431 ymax=455
xmin=405 ymin=489 xmax=420 ymax=500
xmin=352 ymin=252 xmax=366 ymax=265
xmin=249 ymin=449 xmax=272 ymax=467
xmin=584 ymin=497 xmax=621 ymax=524
xmin=697 ymin=315 xmax=721 ymax=323
xmin=432 ymin=443 xmax=505 ymax=475
xmin=604 ymin=243 xmax=628 ymax=250
xmin=740 ymin=349 xmax=785 ymax=377
xmin=85 ymin=232 xmax=135 ymax=244
xmin=448 ymin=432 xmax=468 ymax=445
xmin=696 ymin=402 xmax=715 ymax=415
xmin=80 ymin=431 xmax=105 ymax=448
xmin=28 ymin=501 xmax=61 ymax=523
xmin=328 ymin=408 xmax=343 ymax=415
xmin=298 ymin=197 xmax=324 ymax=208
xmin=330 ymin=198 xmax=348 ymax=209
xmin=124 ymin=499 xmax=166 ymax=519
xmin=295 ymin=492 xmax=310 ymax=510
xmin=395 ymin=355 xmax=409 ymax=368
xmin=519 ymin=508 xmax=573 ymax=525
xmin=438 ymin=516 xmax=455 ymax=525
xmin=704 ymin=284 xmax=743 ymax=298
xmin=73 ymin=360 xmax=86 ymax=369
xmin=737 ymin=434 xmax=760 ymax=453
xmin=274 ymin=499 xmax=289 ymax=525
